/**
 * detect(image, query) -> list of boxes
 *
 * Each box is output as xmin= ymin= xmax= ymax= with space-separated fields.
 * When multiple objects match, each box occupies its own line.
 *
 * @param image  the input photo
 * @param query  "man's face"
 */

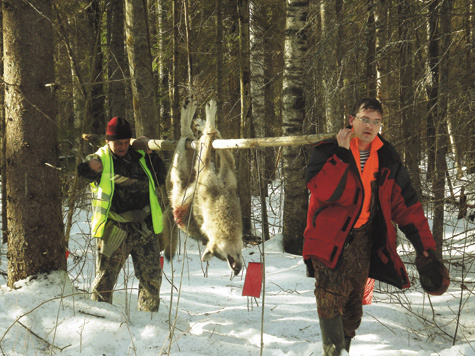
xmin=107 ymin=139 xmax=130 ymax=157
xmin=349 ymin=108 xmax=383 ymax=146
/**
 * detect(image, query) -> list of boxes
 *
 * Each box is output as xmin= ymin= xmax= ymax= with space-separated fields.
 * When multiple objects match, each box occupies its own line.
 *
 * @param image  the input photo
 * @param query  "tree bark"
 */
xmin=64 ymin=4 xmax=92 ymax=135
xmin=263 ymin=0 xmax=285 ymax=183
xmin=125 ymin=0 xmax=160 ymax=137
xmin=366 ymin=0 xmax=376 ymax=97
xmin=321 ymin=0 xmax=343 ymax=132
xmin=282 ymin=0 xmax=309 ymax=255
xmin=250 ymin=1 xmax=270 ymax=240
xmin=433 ymin=0 xmax=452 ymax=258
xmin=0 ymin=9 xmax=6 ymax=245
xmin=88 ymin=0 xmax=105 ymax=134
xmin=375 ymin=0 xmax=390 ymax=121
xmin=158 ymin=0 xmax=171 ymax=138
xmin=465 ymin=0 xmax=475 ymax=174
xmin=250 ymin=1 xmax=265 ymax=143
xmin=4 ymin=0 xmax=66 ymax=286
xmin=379 ymin=1 xmax=398 ymax=142
xmin=471 ymin=0 xmax=475 ymax=174
xmin=183 ymin=0 xmax=193 ymax=90
xmin=107 ymin=0 xmax=126 ymax=119
xmin=170 ymin=0 xmax=180 ymax=140
xmin=308 ymin=2 xmax=325 ymax=134
xmin=237 ymin=0 xmax=253 ymax=240
xmin=215 ymin=0 xmax=224 ymax=127
xmin=398 ymin=0 xmax=421 ymax=199
xmin=426 ymin=0 xmax=439 ymax=184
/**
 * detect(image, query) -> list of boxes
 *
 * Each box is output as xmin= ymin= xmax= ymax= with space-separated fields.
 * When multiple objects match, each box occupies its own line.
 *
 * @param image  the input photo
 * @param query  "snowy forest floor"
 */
xmin=1 ymin=214 xmax=474 ymax=355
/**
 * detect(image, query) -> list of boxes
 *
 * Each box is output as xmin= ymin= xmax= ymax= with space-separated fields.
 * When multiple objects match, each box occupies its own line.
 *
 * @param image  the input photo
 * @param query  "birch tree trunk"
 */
xmin=237 ymin=0 xmax=253 ymax=240
xmin=107 ymin=0 xmax=126 ymax=119
xmin=4 ymin=0 xmax=66 ymax=286
xmin=125 ymin=0 xmax=160 ymax=137
xmin=433 ymin=0 xmax=452 ymax=258
xmin=282 ymin=0 xmax=309 ymax=255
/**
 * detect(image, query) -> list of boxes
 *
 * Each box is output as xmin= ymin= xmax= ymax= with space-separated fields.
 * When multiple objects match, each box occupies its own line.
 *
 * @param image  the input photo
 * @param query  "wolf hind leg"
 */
xmin=180 ymin=97 xmax=197 ymax=139
xmin=204 ymin=100 xmax=217 ymax=134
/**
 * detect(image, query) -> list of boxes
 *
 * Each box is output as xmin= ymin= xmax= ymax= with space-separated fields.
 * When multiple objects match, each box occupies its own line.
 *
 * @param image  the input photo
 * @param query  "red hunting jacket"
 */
xmin=303 ymin=135 xmax=436 ymax=289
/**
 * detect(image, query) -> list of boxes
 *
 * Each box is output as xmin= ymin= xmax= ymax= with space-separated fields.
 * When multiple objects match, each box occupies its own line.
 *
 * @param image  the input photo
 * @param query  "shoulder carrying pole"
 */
xmin=84 ymin=133 xmax=336 ymax=151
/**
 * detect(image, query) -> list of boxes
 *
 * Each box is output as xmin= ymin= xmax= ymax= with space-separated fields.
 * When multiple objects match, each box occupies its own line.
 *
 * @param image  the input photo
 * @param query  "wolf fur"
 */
xmin=166 ymin=98 xmax=243 ymax=275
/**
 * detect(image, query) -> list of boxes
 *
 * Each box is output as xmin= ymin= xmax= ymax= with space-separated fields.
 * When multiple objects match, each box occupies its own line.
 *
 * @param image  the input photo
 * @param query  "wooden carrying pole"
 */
xmin=144 ymin=133 xmax=335 ymax=151
xmin=83 ymin=133 xmax=336 ymax=151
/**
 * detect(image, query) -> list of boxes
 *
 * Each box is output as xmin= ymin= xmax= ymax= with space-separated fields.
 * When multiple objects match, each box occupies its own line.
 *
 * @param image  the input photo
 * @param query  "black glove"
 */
xmin=415 ymin=249 xmax=450 ymax=296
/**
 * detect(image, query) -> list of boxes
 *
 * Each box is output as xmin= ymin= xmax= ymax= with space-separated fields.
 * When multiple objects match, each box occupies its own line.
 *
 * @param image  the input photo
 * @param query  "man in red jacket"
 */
xmin=303 ymin=98 xmax=449 ymax=355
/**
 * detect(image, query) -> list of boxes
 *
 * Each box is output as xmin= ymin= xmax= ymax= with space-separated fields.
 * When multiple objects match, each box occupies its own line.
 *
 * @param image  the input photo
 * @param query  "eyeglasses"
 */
xmin=355 ymin=116 xmax=384 ymax=128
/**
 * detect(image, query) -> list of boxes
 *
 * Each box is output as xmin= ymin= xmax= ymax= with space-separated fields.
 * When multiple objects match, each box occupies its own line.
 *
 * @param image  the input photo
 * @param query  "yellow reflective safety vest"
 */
xmin=90 ymin=145 xmax=163 ymax=238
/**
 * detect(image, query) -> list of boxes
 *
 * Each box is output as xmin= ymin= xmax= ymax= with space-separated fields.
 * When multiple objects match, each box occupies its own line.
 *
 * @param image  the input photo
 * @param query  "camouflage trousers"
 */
xmin=311 ymin=224 xmax=373 ymax=339
xmin=91 ymin=221 xmax=162 ymax=312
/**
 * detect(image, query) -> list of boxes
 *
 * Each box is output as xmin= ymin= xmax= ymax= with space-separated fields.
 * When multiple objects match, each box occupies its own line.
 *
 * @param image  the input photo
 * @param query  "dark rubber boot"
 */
xmin=319 ymin=315 xmax=346 ymax=356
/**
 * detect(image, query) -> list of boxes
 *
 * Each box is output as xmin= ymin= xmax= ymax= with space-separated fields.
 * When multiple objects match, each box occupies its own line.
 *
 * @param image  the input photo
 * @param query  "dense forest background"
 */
xmin=0 ymin=0 xmax=474 ymax=285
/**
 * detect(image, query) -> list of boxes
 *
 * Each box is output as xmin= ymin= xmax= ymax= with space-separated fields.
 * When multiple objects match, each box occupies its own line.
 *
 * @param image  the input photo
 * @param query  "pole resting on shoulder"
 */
xmin=82 ymin=133 xmax=337 ymax=151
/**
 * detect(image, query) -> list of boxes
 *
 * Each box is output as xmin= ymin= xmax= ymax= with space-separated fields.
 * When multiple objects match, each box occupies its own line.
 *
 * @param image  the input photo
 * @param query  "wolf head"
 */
xmin=202 ymin=238 xmax=243 ymax=276
xmin=196 ymin=175 xmax=244 ymax=276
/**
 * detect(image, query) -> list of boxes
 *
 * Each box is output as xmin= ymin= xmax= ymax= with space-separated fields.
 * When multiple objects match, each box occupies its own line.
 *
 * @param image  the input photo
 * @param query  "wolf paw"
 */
xmin=205 ymin=100 xmax=217 ymax=133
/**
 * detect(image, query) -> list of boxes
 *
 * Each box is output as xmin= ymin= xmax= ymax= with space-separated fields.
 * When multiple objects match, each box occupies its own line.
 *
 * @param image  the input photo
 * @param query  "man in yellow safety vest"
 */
xmin=78 ymin=117 xmax=166 ymax=312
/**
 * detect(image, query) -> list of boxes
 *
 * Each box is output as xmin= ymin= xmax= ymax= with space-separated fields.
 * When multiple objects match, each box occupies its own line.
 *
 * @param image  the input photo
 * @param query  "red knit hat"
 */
xmin=105 ymin=117 xmax=132 ymax=141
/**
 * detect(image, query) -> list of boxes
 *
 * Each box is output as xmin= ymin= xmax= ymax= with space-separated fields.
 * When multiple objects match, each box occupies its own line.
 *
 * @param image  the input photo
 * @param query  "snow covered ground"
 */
xmin=1 ymin=168 xmax=474 ymax=356
xmin=1 ymin=209 xmax=474 ymax=356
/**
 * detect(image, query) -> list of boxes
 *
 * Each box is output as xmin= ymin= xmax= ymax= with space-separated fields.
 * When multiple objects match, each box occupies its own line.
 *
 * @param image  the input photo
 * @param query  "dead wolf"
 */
xmin=166 ymin=98 xmax=243 ymax=275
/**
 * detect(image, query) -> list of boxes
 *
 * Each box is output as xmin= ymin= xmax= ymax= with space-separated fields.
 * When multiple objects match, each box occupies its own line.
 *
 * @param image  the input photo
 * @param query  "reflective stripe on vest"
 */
xmin=139 ymin=156 xmax=163 ymax=234
xmin=90 ymin=145 xmax=163 ymax=238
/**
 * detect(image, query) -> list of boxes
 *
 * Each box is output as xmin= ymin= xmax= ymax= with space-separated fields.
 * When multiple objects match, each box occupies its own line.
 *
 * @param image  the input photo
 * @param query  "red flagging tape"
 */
xmin=160 ymin=256 xmax=164 ymax=269
xmin=242 ymin=262 xmax=263 ymax=297
xmin=362 ymin=278 xmax=375 ymax=305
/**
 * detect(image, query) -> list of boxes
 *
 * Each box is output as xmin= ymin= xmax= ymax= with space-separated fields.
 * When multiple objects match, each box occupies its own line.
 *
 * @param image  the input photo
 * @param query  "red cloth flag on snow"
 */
xmin=362 ymin=278 xmax=375 ymax=305
xmin=242 ymin=262 xmax=263 ymax=297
